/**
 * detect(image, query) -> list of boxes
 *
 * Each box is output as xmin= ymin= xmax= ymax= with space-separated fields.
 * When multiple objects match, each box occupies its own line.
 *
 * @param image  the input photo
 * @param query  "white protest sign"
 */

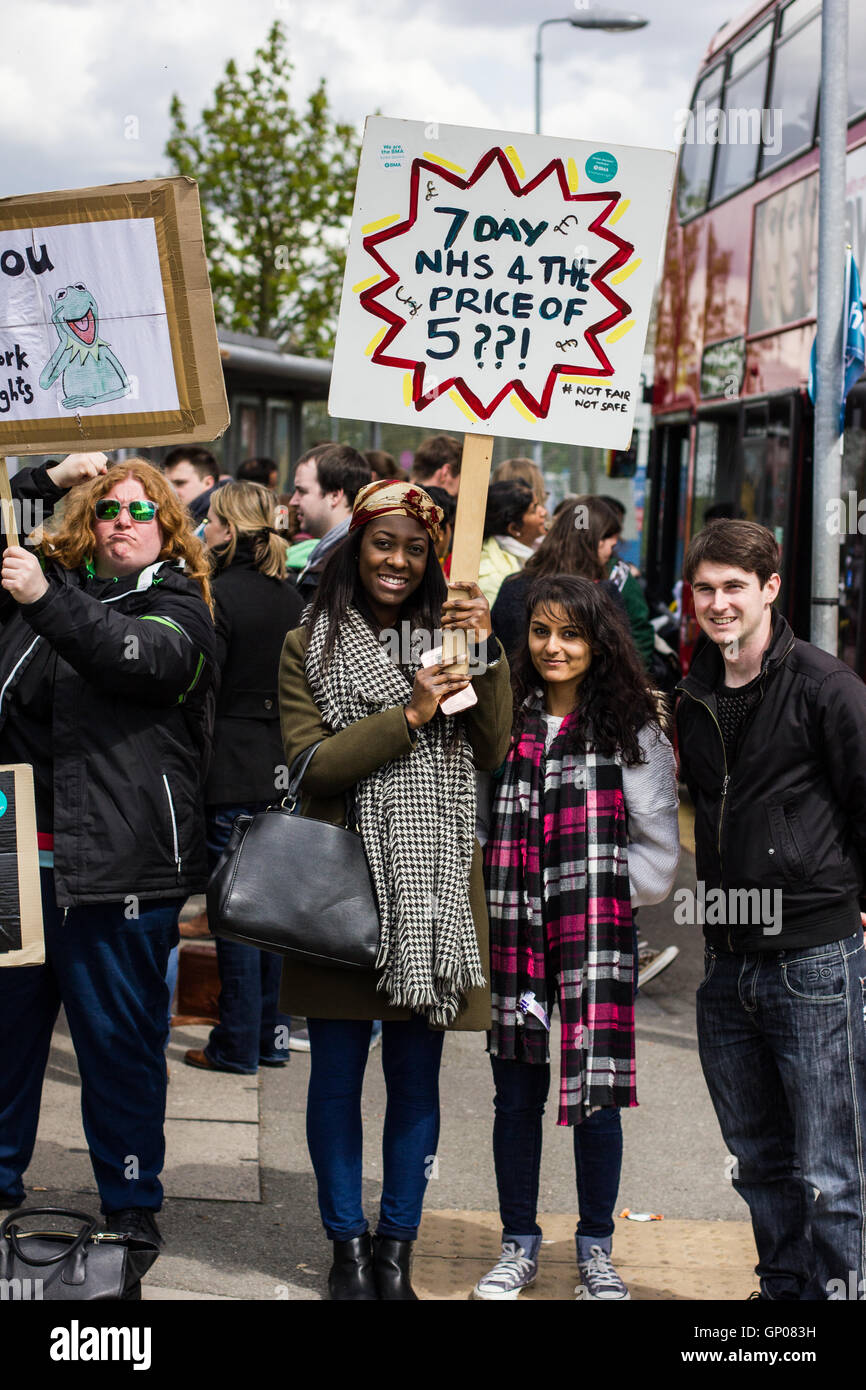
xmin=330 ymin=117 xmax=675 ymax=450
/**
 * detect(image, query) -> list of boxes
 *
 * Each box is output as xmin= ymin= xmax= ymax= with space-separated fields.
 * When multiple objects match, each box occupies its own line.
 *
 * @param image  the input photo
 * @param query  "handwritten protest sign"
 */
xmin=0 ymin=177 xmax=228 ymax=454
xmin=330 ymin=117 xmax=675 ymax=450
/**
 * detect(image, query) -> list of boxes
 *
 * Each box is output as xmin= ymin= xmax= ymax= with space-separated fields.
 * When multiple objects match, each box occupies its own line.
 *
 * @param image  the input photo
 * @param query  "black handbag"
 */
xmin=207 ymin=742 xmax=380 ymax=971
xmin=0 ymin=1207 xmax=159 ymax=1301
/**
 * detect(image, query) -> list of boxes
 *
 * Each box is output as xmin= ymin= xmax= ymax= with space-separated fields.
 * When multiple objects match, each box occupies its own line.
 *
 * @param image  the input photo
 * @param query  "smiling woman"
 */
xmin=277 ymin=476 xmax=513 ymax=1300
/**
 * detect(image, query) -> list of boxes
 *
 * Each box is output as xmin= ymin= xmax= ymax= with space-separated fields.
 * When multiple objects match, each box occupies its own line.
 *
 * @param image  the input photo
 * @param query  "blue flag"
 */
xmin=808 ymin=248 xmax=866 ymax=433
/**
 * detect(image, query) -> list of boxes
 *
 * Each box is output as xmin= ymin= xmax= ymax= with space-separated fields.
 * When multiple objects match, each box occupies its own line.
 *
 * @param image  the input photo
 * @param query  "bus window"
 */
xmin=693 ymin=412 xmax=739 ymax=530
xmin=677 ymin=66 xmax=724 ymax=220
xmin=741 ymin=399 xmax=792 ymax=549
xmin=762 ymin=6 xmax=821 ymax=172
xmin=850 ymin=2 xmax=866 ymax=119
xmin=712 ymin=23 xmax=773 ymax=203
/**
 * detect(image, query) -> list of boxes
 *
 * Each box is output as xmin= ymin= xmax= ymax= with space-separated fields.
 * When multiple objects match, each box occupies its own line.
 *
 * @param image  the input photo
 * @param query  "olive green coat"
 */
xmin=277 ymin=625 xmax=512 ymax=1029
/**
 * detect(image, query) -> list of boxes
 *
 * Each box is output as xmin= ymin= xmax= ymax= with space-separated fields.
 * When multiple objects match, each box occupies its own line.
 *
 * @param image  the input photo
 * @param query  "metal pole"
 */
xmin=811 ymin=0 xmax=849 ymax=653
xmin=533 ymin=21 xmax=547 ymax=471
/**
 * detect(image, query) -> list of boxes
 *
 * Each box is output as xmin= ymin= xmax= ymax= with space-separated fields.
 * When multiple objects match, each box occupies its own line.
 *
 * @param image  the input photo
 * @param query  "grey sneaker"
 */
xmin=472 ymin=1238 xmax=539 ymax=1301
xmin=637 ymin=942 xmax=679 ymax=988
xmin=576 ymin=1243 xmax=630 ymax=1300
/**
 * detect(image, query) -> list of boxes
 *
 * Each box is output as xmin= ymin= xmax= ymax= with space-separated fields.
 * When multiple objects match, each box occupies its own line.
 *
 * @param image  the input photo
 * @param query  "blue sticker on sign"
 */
xmin=0 ymin=791 xmax=6 ymax=817
xmin=586 ymin=151 xmax=618 ymax=184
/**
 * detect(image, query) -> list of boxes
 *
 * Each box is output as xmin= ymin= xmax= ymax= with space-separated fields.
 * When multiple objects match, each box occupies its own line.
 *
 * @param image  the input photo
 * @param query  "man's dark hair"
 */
xmin=162 ymin=446 xmax=217 ymax=482
xmin=305 ymin=443 xmax=372 ymax=508
xmin=483 ymin=481 xmax=534 ymax=540
xmin=237 ymin=456 xmax=277 ymax=486
xmin=684 ymin=519 xmax=780 ymax=587
xmin=411 ymin=434 xmax=462 ymax=481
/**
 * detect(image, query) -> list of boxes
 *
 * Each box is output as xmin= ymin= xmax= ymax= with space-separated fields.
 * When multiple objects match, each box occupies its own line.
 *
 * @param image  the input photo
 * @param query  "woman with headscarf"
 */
xmin=278 ymin=479 xmax=511 ymax=1300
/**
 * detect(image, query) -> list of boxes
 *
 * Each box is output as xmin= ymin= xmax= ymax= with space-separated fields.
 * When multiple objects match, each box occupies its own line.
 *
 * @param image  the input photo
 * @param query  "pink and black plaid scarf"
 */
xmin=485 ymin=697 xmax=637 ymax=1125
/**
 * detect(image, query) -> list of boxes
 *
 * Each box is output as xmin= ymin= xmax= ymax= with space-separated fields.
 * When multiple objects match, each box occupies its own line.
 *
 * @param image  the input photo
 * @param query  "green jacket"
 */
xmin=277 ymin=624 xmax=512 ymax=1028
xmin=607 ymin=559 xmax=655 ymax=669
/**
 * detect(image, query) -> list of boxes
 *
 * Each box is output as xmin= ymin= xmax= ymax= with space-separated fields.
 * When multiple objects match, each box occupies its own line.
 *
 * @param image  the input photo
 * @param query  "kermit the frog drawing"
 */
xmin=40 ymin=283 xmax=130 ymax=409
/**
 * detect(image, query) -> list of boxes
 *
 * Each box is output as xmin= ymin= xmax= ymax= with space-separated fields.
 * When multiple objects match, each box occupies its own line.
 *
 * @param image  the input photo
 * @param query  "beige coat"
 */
xmin=277 ymin=624 xmax=512 ymax=1029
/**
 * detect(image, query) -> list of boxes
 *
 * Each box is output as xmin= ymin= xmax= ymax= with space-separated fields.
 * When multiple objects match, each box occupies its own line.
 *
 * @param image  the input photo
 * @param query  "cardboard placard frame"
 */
xmin=0 ymin=764 xmax=44 ymax=967
xmin=0 ymin=177 xmax=229 ymax=455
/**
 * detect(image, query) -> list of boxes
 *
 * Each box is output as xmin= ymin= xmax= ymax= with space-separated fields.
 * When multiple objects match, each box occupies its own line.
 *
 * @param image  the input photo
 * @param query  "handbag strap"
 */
xmin=1 ymin=1207 xmax=97 ymax=1268
xmin=284 ymin=740 xmax=359 ymax=831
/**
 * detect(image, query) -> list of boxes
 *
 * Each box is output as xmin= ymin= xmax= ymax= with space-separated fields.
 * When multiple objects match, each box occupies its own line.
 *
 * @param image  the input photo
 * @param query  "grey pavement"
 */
xmin=12 ymin=832 xmax=756 ymax=1300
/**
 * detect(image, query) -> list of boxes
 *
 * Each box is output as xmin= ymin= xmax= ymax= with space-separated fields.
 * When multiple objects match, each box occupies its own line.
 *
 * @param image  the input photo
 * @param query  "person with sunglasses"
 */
xmin=0 ymin=458 xmax=215 ymax=1296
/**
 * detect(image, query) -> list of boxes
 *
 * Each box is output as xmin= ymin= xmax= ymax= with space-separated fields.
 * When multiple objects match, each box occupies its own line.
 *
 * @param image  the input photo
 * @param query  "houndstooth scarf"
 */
xmin=304 ymin=604 xmax=483 ymax=1025
xmin=485 ymin=696 xmax=636 ymax=1124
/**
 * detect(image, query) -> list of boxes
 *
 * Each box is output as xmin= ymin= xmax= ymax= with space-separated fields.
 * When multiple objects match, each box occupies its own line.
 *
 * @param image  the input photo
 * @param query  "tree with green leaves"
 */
xmin=165 ymin=22 xmax=361 ymax=356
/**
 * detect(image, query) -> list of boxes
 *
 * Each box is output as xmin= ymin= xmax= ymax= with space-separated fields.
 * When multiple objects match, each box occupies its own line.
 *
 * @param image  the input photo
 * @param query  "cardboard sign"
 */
xmin=0 ymin=764 xmax=44 ymax=967
xmin=330 ymin=117 xmax=675 ymax=449
xmin=0 ymin=177 xmax=229 ymax=454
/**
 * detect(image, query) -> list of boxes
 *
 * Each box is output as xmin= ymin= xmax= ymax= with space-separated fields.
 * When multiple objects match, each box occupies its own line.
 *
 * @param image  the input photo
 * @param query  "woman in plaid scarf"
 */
xmin=474 ymin=575 xmax=679 ymax=1302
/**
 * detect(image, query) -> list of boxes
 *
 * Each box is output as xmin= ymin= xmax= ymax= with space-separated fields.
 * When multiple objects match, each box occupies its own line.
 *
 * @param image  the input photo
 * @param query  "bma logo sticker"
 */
xmin=585 ymin=150 xmax=618 ymax=183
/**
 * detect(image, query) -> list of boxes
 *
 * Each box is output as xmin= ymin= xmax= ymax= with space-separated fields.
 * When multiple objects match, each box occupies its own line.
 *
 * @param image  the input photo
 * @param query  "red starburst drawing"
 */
xmin=358 ymin=146 xmax=635 ymax=421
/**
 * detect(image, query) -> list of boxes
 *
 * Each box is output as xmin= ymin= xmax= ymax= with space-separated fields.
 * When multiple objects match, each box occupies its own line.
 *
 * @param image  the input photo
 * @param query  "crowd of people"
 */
xmin=1 ymin=433 xmax=865 ymax=1304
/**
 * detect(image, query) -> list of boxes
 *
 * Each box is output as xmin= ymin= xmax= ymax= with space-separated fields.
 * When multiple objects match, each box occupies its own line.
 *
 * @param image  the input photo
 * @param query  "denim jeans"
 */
xmin=0 ymin=869 xmax=179 ymax=1211
xmin=204 ymin=804 xmax=290 ymax=1073
xmin=697 ymin=931 xmax=866 ymax=1300
xmin=305 ymin=1015 xmax=444 ymax=1241
xmin=490 ymin=1054 xmax=622 ymax=1241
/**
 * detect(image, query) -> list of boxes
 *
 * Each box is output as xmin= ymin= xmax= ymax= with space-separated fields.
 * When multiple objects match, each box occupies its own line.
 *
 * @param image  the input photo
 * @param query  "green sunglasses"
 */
xmin=94 ymin=498 xmax=159 ymax=523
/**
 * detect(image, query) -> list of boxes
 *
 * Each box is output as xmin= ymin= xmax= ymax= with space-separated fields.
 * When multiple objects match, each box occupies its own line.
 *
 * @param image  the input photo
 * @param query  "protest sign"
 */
xmin=330 ymin=117 xmax=675 ymax=451
xmin=0 ymin=765 xmax=43 ymax=967
xmin=0 ymin=177 xmax=229 ymax=454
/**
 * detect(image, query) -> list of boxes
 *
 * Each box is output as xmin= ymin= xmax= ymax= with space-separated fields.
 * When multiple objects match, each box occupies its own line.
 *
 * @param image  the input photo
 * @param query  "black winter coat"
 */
xmin=0 ymin=465 xmax=216 ymax=907
xmin=204 ymin=542 xmax=303 ymax=804
xmin=676 ymin=612 xmax=866 ymax=950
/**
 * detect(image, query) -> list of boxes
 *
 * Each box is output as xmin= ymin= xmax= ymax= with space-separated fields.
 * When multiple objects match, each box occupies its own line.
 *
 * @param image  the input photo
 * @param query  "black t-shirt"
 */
xmin=715 ymin=670 xmax=763 ymax=766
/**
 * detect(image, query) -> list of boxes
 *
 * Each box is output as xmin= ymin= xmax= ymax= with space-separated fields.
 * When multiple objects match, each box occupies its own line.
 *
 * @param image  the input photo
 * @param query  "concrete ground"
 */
xmin=12 ymin=805 xmax=759 ymax=1300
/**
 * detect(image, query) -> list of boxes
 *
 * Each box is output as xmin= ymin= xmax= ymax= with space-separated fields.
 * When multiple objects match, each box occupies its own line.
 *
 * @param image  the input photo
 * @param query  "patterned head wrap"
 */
xmin=349 ymin=479 xmax=444 ymax=541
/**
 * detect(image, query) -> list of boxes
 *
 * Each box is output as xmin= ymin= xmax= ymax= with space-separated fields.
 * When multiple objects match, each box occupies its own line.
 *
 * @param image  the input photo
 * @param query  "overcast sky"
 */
xmin=3 ymin=0 xmax=742 ymax=199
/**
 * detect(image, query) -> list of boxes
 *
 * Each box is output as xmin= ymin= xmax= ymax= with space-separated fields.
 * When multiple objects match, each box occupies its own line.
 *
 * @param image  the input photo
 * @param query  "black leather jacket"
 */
xmin=676 ymin=612 xmax=866 ymax=951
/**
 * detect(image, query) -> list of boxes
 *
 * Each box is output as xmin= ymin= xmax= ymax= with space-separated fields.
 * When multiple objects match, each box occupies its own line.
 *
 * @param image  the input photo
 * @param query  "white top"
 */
xmin=541 ymin=715 xmax=680 ymax=907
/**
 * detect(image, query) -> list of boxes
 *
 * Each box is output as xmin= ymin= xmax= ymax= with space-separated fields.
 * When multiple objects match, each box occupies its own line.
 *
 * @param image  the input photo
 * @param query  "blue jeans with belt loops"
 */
xmin=305 ymin=1015 xmax=444 ymax=1242
xmin=697 ymin=930 xmax=866 ymax=1300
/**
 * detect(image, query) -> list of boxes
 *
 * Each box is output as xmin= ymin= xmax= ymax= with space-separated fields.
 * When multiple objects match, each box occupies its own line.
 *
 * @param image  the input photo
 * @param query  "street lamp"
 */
xmin=531 ymin=8 xmax=648 ymax=470
xmin=534 ymin=9 xmax=649 ymax=134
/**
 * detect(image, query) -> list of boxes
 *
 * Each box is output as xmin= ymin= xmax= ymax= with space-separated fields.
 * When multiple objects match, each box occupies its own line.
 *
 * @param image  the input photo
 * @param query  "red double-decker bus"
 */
xmin=646 ymin=0 xmax=866 ymax=671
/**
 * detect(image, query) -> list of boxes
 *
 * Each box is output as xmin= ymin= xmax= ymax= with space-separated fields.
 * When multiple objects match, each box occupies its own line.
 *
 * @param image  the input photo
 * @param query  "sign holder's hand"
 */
xmin=46 ymin=452 xmax=109 ymax=490
xmin=1 ymin=545 xmax=49 ymax=604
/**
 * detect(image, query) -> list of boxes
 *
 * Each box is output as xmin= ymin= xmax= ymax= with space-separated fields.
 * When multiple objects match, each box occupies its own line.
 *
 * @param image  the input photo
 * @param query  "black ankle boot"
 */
xmin=372 ymin=1236 xmax=419 ymax=1300
xmin=328 ymin=1233 xmax=378 ymax=1300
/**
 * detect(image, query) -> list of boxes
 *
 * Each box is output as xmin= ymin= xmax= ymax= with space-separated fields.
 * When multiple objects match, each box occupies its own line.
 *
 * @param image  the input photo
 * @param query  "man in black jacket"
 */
xmin=677 ymin=519 xmax=866 ymax=1301
xmin=0 ymin=458 xmax=215 ymax=1281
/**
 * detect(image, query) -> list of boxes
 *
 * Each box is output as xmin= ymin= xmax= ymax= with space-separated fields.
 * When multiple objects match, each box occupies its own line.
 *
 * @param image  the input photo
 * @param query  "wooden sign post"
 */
xmin=443 ymin=433 xmax=493 ymax=670
xmin=0 ymin=457 xmax=18 ymax=549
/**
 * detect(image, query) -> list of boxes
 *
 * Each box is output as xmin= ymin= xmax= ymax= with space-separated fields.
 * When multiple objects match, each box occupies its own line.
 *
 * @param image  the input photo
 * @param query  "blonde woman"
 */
xmin=0 ymin=458 xmax=215 ymax=1289
xmin=183 ymin=481 xmax=302 ymax=1077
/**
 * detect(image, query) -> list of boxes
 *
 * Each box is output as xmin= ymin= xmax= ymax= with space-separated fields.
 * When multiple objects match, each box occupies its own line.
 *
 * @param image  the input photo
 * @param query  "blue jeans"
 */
xmin=204 ymin=804 xmax=290 ymax=1073
xmin=305 ymin=1015 xmax=444 ymax=1241
xmin=0 ymin=869 xmax=179 ymax=1211
xmin=490 ymin=1054 xmax=622 ymax=1241
xmin=697 ymin=932 xmax=866 ymax=1300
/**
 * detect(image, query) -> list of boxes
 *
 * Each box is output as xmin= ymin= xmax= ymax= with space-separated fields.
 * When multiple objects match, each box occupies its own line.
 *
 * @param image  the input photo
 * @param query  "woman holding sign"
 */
xmin=475 ymin=575 xmax=678 ymax=1301
xmin=0 ymin=458 xmax=214 ymax=1296
xmin=278 ymin=478 xmax=511 ymax=1300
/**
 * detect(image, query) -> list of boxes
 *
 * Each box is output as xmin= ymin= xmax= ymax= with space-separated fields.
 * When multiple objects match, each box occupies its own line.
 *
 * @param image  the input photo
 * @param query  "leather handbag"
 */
xmin=207 ymin=742 xmax=380 ymax=971
xmin=0 ymin=1207 xmax=159 ymax=1301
